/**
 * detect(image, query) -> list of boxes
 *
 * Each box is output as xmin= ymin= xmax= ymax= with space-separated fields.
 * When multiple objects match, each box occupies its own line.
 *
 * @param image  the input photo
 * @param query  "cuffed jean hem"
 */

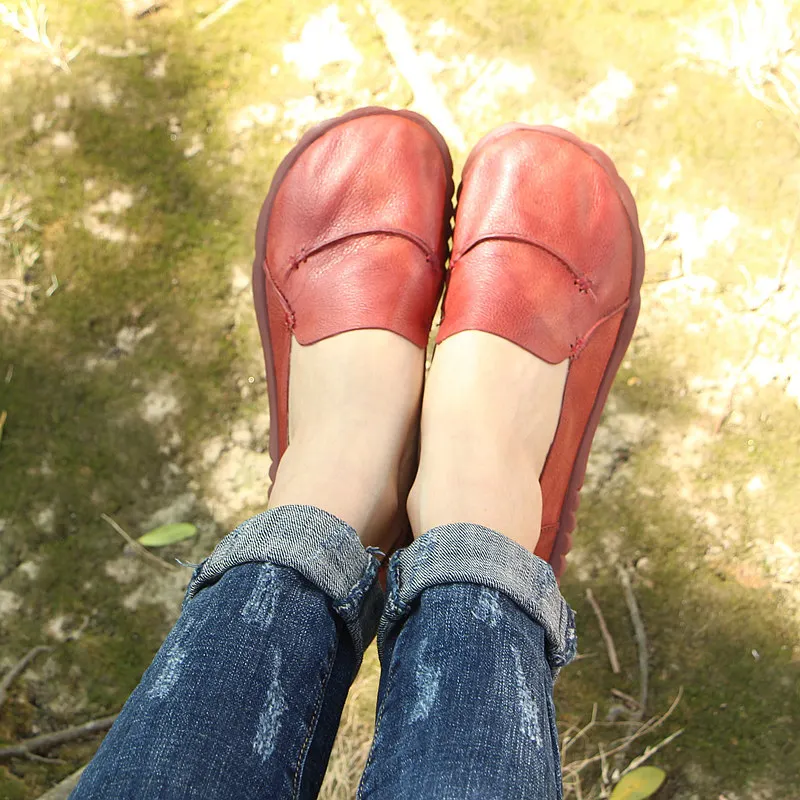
xmin=380 ymin=523 xmax=577 ymax=676
xmin=184 ymin=505 xmax=384 ymax=663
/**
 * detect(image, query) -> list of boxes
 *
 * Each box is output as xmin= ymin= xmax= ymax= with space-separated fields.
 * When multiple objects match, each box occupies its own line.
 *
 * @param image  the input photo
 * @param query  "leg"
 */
xmin=74 ymin=323 xmax=425 ymax=800
xmin=358 ymin=333 xmax=575 ymax=799
xmin=75 ymin=108 xmax=453 ymax=799
xmin=359 ymin=123 xmax=640 ymax=797
xmin=72 ymin=507 xmax=383 ymax=800
xmin=358 ymin=525 xmax=575 ymax=800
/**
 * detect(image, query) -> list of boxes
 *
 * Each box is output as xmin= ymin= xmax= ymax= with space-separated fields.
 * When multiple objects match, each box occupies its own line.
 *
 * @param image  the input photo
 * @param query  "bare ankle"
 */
xmin=270 ymin=435 xmax=404 ymax=550
xmin=408 ymin=333 xmax=566 ymax=555
xmin=269 ymin=330 xmax=425 ymax=551
xmin=407 ymin=460 xmax=543 ymax=554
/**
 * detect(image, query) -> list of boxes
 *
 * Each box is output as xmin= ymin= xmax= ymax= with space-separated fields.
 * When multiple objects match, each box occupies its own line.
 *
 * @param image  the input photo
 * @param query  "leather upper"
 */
xmin=438 ymin=128 xmax=633 ymax=361
xmin=262 ymin=112 xmax=452 ymax=458
xmin=438 ymin=126 xmax=638 ymax=574
xmin=266 ymin=115 xmax=450 ymax=348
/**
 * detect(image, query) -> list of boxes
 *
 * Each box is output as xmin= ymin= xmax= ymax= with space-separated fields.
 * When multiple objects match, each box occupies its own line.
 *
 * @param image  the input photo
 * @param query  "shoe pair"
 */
xmin=252 ymin=107 xmax=645 ymax=579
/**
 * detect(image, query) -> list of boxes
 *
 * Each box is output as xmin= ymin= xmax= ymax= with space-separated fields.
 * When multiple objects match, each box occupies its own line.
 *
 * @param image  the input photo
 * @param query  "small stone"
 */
xmin=32 ymin=111 xmax=48 ymax=133
xmin=35 ymin=506 xmax=56 ymax=534
xmin=183 ymin=134 xmax=204 ymax=158
xmin=202 ymin=436 xmax=226 ymax=467
xmin=18 ymin=561 xmax=40 ymax=580
xmin=141 ymin=386 xmax=179 ymax=424
xmin=148 ymin=53 xmax=168 ymax=79
xmin=51 ymin=130 xmax=76 ymax=152
xmin=92 ymin=79 xmax=119 ymax=109
xmin=46 ymin=615 xmax=72 ymax=641
xmin=745 ymin=475 xmax=765 ymax=493
xmin=0 ymin=590 xmax=22 ymax=618
xmin=231 ymin=266 xmax=250 ymax=294
xmin=231 ymin=419 xmax=254 ymax=448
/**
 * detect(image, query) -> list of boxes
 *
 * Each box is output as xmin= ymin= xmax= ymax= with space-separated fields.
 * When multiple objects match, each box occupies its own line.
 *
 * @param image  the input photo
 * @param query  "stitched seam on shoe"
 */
xmin=292 ymin=227 xmax=436 ymax=269
xmin=263 ymin=256 xmax=296 ymax=330
xmin=568 ymin=299 xmax=630 ymax=359
xmin=540 ymin=523 xmax=559 ymax=533
xmin=451 ymin=232 xmax=596 ymax=299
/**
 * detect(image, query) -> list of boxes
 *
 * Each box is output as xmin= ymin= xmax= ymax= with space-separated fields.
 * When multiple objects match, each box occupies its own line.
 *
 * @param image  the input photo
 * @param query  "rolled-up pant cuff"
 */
xmin=184 ymin=505 xmax=384 ymax=664
xmin=380 ymin=522 xmax=577 ymax=676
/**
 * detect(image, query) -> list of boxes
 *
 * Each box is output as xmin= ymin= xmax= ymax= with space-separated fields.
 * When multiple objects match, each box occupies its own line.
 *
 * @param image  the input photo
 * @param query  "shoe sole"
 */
xmin=460 ymin=123 xmax=645 ymax=576
xmin=252 ymin=107 xmax=455 ymax=494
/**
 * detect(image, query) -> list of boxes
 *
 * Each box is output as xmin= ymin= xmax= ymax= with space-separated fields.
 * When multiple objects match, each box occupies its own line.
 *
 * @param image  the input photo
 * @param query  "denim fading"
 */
xmin=71 ymin=505 xmax=576 ymax=800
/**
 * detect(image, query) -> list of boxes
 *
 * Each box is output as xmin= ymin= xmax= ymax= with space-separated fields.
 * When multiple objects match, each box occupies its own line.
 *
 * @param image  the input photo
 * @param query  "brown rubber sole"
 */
xmin=252 ymin=107 xmax=455 ymax=495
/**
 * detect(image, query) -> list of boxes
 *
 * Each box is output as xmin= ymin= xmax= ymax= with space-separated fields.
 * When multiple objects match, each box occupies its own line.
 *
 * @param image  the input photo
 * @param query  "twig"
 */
xmin=0 ymin=645 xmax=53 ymax=708
xmin=586 ymin=588 xmax=621 ymax=674
xmin=0 ymin=715 xmax=117 ymax=760
xmin=0 ymin=0 xmax=76 ymax=71
xmin=750 ymin=198 xmax=800 ymax=312
xmin=560 ymin=723 xmax=579 ymax=740
xmin=24 ymin=751 xmax=63 ymax=764
xmin=599 ymin=742 xmax=610 ymax=793
xmin=617 ymin=564 xmax=648 ymax=719
xmin=611 ymin=688 xmax=642 ymax=710
xmin=196 ymin=0 xmax=246 ymax=30
xmin=367 ymin=0 xmax=467 ymax=150
xmin=619 ymin=727 xmax=685 ymax=776
xmin=134 ymin=4 xmax=165 ymax=20
xmin=643 ymin=268 xmax=685 ymax=285
xmin=64 ymin=615 xmax=92 ymax=642
xmin=714 ymin=325 xmax=767 ymax=433
xmin=100 ymin=513 xmax=176 ymax=572
xmin=563 ymin=688 xmax=683 ymax=777
xmin=0 ymin=409 xmax=6 ymax=443
xmin=571 ymin=651 xmax=596 ymax=662
xmin=562 ymin=703 xmax=598 ymax=757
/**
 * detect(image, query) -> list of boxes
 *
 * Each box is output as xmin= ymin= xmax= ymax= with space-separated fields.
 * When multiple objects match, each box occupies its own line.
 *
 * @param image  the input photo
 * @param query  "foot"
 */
xmin=252 ymin=110 xmax=454 ymax=552
xmin=407 ymin=331 xmax=568 ymax=554
xmin=428 ymin=125 xmax=643 ymax=576
xmin=269 ymin=331 xmax=424 ymax=552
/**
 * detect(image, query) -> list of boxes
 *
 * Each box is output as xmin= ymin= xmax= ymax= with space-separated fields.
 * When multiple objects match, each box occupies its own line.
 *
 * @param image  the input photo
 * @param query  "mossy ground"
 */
xmin=1 ymin=0 xmax=798 ymax=798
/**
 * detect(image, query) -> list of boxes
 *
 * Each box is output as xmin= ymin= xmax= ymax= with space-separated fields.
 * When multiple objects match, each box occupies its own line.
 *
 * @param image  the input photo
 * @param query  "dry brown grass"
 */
xmin=319 ymin=644 xmax=381 ymax=800
xmin=0 ymin=188 xmax=39 ymax=317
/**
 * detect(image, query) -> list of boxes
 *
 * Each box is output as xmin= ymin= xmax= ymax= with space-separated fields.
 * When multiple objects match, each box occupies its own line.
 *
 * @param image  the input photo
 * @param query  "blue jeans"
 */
xmin=71 ymin=506 xmax=577 ymax=799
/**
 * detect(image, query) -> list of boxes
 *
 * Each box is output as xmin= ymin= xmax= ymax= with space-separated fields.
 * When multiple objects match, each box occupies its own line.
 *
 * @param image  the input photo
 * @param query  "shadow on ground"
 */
xmin=0 ymin=10 xmax=265 ymax=796
xmin=558 ymin=348 xmax=800 ymax=796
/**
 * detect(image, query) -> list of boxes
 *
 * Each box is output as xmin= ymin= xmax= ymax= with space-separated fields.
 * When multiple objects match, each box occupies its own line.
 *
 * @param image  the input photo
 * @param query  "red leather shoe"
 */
xmin=438 ymin=124 xmax=644 ymax=579
xmin=252 ymin=108 xmax=454 ymax=502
